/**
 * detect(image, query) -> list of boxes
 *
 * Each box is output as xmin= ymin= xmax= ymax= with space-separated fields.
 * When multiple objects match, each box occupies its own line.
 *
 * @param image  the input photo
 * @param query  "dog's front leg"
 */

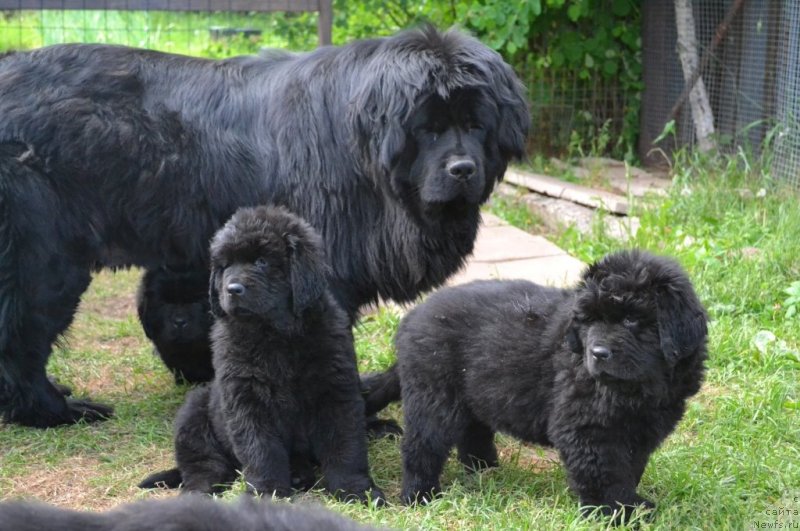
xmin=230 ymin=426 xmax=292 ymax=497
xmin=222 ymin=388 xmax=292 ymax=497
xmin=313 ymin=398 xmax=385 ymax=505
xmin=554 ymin=431 xmax=654 ymax=525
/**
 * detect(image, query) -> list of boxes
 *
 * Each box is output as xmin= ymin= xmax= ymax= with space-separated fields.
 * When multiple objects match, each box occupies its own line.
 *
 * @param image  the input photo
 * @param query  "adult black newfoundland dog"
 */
xmin=136 ymin=267 xmax=214 ymax=384
xmin=140 ymin=206 xmax=382 ymax=503
xmin=0 ymin=494 xmax=377 ymax=531
xmin=362 ymin=250 xmax=707 ymax=522
xmin=0 ymin=25 xmax=528 ymax=427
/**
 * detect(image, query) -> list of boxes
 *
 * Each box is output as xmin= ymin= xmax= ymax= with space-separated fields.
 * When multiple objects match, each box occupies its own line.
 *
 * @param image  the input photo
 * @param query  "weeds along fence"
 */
xmin=0 ymin=0 xmax=330 ymax=55
xmin=640 ymin=0 xmax=800 ymax=188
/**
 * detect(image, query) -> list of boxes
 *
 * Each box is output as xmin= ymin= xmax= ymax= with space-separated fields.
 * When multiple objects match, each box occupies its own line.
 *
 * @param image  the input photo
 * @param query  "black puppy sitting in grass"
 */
xmin=140 ymin=206 xmax=383 ymax=504
xmin=363 ymin=250 xmax=707 ymax=523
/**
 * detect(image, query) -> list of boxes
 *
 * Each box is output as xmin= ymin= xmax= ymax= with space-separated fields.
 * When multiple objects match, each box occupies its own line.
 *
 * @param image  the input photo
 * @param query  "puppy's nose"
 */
xmin=172 ymin=317 xmax=187 ymax=328
xmin=591 ymin=346 xmax=612 ymax=361
xmin=591 ymin=346 xmax=611 ymax=360
xmin=227 ymin=283 xmax=246 ymax=296
xmin=446 ymin=158 xmax=477 ymax=180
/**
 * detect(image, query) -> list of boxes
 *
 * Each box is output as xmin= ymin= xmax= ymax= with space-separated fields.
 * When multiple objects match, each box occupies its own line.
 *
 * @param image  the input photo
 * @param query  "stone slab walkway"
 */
xmin=447 ymin=213 xmax=586 ymax=289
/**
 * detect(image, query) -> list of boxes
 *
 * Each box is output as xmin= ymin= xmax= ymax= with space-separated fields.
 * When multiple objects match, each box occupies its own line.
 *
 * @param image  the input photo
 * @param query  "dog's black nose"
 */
xmin=591 ymin=346 xmax=612 ymax=361
xmin=172 ymin=317 xmax=187 ymax=328
xmin=227 ymin=283 xmax=246 ymax=296
xmin=446 ymin=158 xmax=477 ymax=180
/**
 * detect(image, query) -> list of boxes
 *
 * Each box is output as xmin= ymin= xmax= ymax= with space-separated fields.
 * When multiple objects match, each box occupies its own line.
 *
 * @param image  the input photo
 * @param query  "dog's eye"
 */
xmin=254 ymin=257 xmax=268 ymax=268
xmin=622 ymin=318 xmax=638 ymax=328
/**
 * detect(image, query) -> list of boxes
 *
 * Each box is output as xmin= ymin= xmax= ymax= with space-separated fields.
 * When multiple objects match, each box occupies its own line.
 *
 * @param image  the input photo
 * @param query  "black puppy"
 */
xmin=0 ymin=494 xmax=377 ymax=531
xmin=136 ymin=267 xmax=214 ymax=384
xmin=141 ymin=206 xmax=383 ymax=504
xmin=363 ymin=250 xmax=707 ymax=522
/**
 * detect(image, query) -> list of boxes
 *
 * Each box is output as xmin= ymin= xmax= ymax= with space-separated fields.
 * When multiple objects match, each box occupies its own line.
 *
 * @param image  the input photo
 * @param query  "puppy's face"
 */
xmin=572 ymin=296 xmax=665 ymax=385
xmin=213 ymin=238 xmax=294 ymax=325
xmin=209 ymin=206 xmax=328 ymax=329
xmin=138 ymin=270 xmax=212 ymax=345
xmin=387 ymin=90 xmax=505 ymax=220
xmin=571 ymin=250 xmax=708 ymax=389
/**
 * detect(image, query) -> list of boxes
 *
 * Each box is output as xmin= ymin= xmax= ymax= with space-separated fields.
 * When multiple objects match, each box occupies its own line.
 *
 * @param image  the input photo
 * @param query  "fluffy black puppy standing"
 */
xmin=141 ymin=206 xmax=382 ymax=503
xmin=363 ymin=250 xmax=707 ymax=521
xmin=0 ymin=494 xmax=377 ymax=531
xmin=136 ymin=267 xmax=214 ymax=384
xmin=0 ymin=25 xmax=528 ymax=428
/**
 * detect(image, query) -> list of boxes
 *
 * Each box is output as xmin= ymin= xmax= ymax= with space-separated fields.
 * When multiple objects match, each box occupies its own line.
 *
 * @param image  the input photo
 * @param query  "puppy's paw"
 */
xmin=366 ymin=417 xmax=403 ymax=439
xmin=334 ymin=486 xmax=386 ymax=507
xmin=247 ymin=482 xmax=292 ymax=499
xmin=400 ymin=485 xmax=440 ymax=506
xmin=582 ymin=495 xmax=655 ymax=526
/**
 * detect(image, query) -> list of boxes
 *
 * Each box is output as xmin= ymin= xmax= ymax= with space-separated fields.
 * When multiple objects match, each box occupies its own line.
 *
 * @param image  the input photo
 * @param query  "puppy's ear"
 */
xmin=566 ymin=322 xmax=583 ymax=354
xmin=285 ymin=231 xmax=329 ymax=316
xmin=208 ymin=266 xmax=224 ymax=318
xmin=656 ymin=287 xmax=708 ymax=366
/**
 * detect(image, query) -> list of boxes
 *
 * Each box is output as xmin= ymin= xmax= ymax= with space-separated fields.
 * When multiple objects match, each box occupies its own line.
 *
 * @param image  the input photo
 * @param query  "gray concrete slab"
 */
xmin=449 ymin=213 xmax=586 ymax=288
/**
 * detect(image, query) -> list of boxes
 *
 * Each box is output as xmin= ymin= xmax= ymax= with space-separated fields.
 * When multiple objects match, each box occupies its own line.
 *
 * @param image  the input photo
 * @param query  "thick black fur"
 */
xmin=0 ymin=25 xmax=528 ymax=428
xmin=362 ymin=250 xmax=707 ymax=522
xmin=140 ymin=206 xmax=383 ymax=503
xmin=0 ymin=494 xmax=377 ymax=531
xmin=136 ymin=267 xmax=214 ymax=384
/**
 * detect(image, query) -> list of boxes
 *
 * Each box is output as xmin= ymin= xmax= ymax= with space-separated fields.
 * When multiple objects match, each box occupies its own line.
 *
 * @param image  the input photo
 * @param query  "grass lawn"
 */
xmin=1 ymin=154 xmax=798 ymax=530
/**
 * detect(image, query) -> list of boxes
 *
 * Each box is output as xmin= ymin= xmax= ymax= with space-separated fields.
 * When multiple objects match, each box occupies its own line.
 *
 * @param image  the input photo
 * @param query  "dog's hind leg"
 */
xmin=400 ymin=398 xmax=466 ymax=505
xmin=457 ymin=419 xmax=498 ymax=472
xmin=0 ymin=151 xmax=112 ymax=427
xmin=174 ymin=387 xmax=238 ymax=494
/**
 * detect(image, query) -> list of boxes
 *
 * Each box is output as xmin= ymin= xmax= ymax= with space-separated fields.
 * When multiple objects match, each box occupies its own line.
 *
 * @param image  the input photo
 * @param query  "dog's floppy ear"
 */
xmin=208 ymin=266 xmax=224 ymax=318
xmin=349 ymin=64 xmax=417 ymax=177
xmin=487 ymin=61 xmax=530 ymax=162
xmin=285 ymin=228 xmax=330 ymax=316
xmin=566 ymin=322 xmax=583 ymax=354
xmin=656 ymin=285 xmax=708 ymax=366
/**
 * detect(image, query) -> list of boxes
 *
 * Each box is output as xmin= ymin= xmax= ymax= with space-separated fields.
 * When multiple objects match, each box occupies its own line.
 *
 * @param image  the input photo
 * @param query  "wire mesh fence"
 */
xmin=0 ymin=0 xmax=328 ymax=55
xmin=641 ymin=0 xmax=800 ymax=188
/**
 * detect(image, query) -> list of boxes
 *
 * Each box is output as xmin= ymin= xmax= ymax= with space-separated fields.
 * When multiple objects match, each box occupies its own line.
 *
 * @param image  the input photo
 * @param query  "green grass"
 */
xmin=1 ymin=156 xmax=799 ymax=530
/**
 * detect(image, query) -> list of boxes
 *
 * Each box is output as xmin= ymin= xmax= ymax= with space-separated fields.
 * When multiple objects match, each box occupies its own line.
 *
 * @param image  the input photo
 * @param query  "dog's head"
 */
xmin=137 ymin=267 xmax=212 ymax=345
xmin=570 ymin=250 xmax=708 ymax=390
xmin=208 ymin=206 xmax=329 ymax=329
xmin=349 ymin=25 xmax=529 ymax=222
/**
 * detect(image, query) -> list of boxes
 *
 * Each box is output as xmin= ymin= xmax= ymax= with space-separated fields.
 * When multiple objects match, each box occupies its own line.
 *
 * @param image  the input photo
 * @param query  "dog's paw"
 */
xmin=400 ymin=485 xmax=440 ymax=506
xmin=48 ymin=376 xmax=72 ymax=396
xmin=366 ymin=417 xmax=403 ymax=439
xmin=582 ymin=496 xmax=655 ymax=526
xmin=66 ymin=398 xmax=114 ymax=423
xmin=334 ymin=486 xmax=386 ymax=507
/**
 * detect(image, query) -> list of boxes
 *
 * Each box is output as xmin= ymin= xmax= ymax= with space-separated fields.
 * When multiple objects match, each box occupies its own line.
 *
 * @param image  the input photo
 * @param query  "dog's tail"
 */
xmin=361 ymin=364 xmax=401 ymax=416
xmin=138 ymin=467 xmax=183 ymax=490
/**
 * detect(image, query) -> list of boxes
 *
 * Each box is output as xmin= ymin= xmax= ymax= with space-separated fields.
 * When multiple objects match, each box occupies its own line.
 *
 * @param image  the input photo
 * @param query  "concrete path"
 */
xmin=447 ymin=213 xmax=586 ymax=289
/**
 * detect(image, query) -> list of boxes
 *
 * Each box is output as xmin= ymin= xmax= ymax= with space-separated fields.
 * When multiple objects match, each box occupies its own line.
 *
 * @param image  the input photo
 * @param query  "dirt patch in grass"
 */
xmin=5 ymin=456 xmax=112 ymax=510
xmin=78 ymin=294 xmax=136 ymax=321
xmin=499 ymin=444 xmax=559 ymax=472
